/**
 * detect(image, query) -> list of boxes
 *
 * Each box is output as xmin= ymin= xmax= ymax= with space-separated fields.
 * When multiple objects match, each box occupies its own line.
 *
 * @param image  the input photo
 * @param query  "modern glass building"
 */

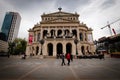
xmin=1 ymin=12 xmax=21 ymax=42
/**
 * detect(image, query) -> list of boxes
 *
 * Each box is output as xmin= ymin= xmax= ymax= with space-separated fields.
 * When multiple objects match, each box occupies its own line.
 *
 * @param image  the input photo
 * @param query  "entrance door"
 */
xmin=66 ymin=43 xmax=72 ymax=54
xmin=57 ymin=43 xmax=63 ymax=55
xmin=48 ymin=43 xmax=53 ymax=56
xmin=36 ymin=46 xmax=39 ymax=55
xmin=81 ymin=46 xmax=85 ymax=55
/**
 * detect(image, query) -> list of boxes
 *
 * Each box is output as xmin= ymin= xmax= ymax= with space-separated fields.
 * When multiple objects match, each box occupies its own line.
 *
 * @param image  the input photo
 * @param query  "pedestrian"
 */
xmin=66 ymin=53 xmax=71 ymax=66
xmin=61 ymin=53 xmax=66 ymax=66
xmin=70 ymin=54 xmax=73 ymax=61
xmin=22 ymin=52 xmax=26 ymax=59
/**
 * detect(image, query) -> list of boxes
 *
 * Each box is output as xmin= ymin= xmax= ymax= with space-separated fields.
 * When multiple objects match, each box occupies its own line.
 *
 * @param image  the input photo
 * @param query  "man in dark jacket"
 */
xmin=61 ymin=53 xmax=66 ymax=66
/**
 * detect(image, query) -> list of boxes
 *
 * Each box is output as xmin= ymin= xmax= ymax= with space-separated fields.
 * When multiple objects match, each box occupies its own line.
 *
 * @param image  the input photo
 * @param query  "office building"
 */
xmin=1 ymin=12 xmax=21 ymax=42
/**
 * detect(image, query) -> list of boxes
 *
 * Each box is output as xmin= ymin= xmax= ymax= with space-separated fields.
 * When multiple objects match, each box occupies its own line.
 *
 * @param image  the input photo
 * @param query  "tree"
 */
xmin=8 ymin=42 xmax=15 ymax=57
xmin=9 ymin=38 xmax=27 ymax=55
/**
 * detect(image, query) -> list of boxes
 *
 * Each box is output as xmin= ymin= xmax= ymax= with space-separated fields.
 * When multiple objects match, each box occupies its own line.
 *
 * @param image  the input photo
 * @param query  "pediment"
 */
xmin=42 ymin=11 xmax=79 ymax=17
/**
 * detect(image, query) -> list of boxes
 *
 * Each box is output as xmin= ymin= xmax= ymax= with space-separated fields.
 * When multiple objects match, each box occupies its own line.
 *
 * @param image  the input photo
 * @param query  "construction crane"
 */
xmin=101 ymin=18 xmax=120 ymax=36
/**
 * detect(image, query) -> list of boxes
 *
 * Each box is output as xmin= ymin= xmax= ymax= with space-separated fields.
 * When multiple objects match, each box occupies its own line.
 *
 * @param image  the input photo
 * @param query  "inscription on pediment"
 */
xmin=48 ymin=18 xmax=71 ymax=22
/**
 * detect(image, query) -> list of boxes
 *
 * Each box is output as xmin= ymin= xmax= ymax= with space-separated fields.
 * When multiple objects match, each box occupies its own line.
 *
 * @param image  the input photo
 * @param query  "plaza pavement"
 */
xmin=0 ymin=56 xmax=120 ymax=80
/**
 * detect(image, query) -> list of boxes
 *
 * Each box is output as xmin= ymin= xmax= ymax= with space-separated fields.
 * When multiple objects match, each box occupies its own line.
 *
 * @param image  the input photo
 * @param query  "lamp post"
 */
xmin=39 ymin=39 xmax=45 ymax=55
xmin=74 ymin=38 xmax=79 ymax=55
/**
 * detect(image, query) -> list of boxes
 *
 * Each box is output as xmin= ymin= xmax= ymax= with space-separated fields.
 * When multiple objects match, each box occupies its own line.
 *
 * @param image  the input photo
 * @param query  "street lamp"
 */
xmin=74 ymin=38 xmax=79 ymax=55
xmin=39 ymin=39 xmax=45 ymax=55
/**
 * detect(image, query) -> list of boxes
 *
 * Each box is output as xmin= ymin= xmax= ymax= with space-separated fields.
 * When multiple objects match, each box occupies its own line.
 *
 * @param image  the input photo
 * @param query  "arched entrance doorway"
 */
xmin=47 ymin=43 xmax=53 ymax=56
xmin=57 ymin=43 xmax=63 ymax=54
xmin=81 ymin=46 xmax=85 ymax=55
xmin=66 ymin=43 xmax=72 ymax=54
xmin=36 ymin=46 xmax=39 ymax=55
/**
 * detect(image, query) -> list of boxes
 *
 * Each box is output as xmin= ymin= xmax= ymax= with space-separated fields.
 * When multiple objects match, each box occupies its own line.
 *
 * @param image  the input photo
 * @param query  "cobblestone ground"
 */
xmin=0 ymin=57 xmax=120 ymax=80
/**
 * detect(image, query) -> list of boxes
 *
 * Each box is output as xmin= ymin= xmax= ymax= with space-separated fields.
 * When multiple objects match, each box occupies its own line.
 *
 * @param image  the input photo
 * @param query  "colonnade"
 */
xmin=33 ymin=26 xmax=88 ymax=42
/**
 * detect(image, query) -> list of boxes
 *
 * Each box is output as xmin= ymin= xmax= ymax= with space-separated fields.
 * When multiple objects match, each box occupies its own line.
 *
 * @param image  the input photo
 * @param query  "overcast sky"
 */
xmin=0 ymin=0 xmax=120 ymax=40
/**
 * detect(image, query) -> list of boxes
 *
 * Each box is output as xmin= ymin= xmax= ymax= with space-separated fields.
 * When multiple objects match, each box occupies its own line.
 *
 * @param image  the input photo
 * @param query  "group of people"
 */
xmin=61 ymin=53 xmax=73 ymax=66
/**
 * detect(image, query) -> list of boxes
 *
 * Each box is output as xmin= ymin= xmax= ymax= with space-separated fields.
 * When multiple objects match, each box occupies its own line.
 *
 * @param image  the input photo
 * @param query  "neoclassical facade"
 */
xmin=26 ymin=8 xmax=95 ymax=57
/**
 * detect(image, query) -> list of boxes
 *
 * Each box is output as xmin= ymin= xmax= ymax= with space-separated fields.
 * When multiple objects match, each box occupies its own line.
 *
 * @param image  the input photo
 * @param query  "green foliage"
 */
xmin=8 ymin=38 xmax=27 ymax=55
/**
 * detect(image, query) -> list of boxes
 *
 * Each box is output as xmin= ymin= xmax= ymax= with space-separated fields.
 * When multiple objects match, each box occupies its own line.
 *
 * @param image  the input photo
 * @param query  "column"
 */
xmin=40 ymin=27 xmax=43 ymax=39
xmin=63 ymin=42 xmax=66 ymax=54
xmin=53 ymin=29 xmax=56 ymax=38
xmin=78 ymin=44 xmax=82 ymax=55
xmin=48 ymin=28 xmax=50 ymax=37
xmin=77 ymin=26 xmax=79 ymax=39
xmin=68 ymin=27 xmax=70 ymax=37
xmin=42 ymin=43 xmax=47 ymax=56
xmin=63 ymin=26 xmax=65 ymax=38
xmin=34 ymin=32 xmax=36 ymax=42
xmin=55 ymin=28 xmax=57 ymax=37
xmin=70 ymin=26 xmax=72 ymax=37
xmin=72 ymin=43 xmax=76 ymax=55
xmin=86 ymin=33 xmax=88 ymax=41
xmin=83 ymin=31 xmax=85 ymax=41
xmin=36 ymin=31 xmax=38 ymax=42
xmin=53 ymin=42 xmax=56 ymax=56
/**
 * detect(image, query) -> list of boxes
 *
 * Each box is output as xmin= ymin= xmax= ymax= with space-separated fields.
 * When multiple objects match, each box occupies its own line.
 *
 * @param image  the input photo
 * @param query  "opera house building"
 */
xmin=26 ymin=8 xmax=95 ymax=58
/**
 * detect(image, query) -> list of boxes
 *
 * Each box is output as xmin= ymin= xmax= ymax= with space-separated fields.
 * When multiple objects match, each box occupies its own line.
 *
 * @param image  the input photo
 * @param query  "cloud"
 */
xmin=2 ymin=0 xmax=50 ymax=10
xmin=101 ymin=0 xmax=116 ymax=9
xmin=0 ymin=0 xmax=120 ymax=40
xmin=54 ymin=0 xmax=90 ymax=12
xmin=75 ymin=0 xmax=120 ymax=40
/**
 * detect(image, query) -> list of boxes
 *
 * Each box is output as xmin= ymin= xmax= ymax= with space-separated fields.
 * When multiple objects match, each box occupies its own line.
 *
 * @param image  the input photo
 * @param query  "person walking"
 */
xmin=70 ymin=54 xmax=73 ymax=61
xmin=61 ymin=53 xmax=66 ymax=66
xmin=66 ymin=53 xmax=71 ymax=66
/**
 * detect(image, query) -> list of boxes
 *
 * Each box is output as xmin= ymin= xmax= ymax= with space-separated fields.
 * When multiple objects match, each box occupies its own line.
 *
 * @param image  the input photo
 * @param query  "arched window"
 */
xmin=43 ymin=30 xmax=48 ymax=38
xmin=64 ymin=29 xmax=69 ymax=36
xmin=72 ymin=29 xmax=77 ymax=37
xmin=79 ymin=33 xmax=83 ymax=41
xmin=57 ymin=29 xmax=62 ymax=37
xmin=51 ymin=30 xmax=55 ymax=37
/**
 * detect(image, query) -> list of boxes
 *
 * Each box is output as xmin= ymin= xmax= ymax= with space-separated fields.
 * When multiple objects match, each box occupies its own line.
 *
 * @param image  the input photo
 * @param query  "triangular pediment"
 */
xmin=42 ymin=11 xmax=79 ymax=17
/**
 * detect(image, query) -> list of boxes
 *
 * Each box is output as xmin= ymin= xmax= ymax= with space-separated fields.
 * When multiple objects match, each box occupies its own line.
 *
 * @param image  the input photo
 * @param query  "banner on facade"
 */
xmin=29 ymin=35 xmax=33 ymax=44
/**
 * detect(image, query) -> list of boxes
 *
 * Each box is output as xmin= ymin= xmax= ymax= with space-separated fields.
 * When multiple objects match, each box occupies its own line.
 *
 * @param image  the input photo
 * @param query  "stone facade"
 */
xmin=26 ymin=9 xmax=95 ymax=57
